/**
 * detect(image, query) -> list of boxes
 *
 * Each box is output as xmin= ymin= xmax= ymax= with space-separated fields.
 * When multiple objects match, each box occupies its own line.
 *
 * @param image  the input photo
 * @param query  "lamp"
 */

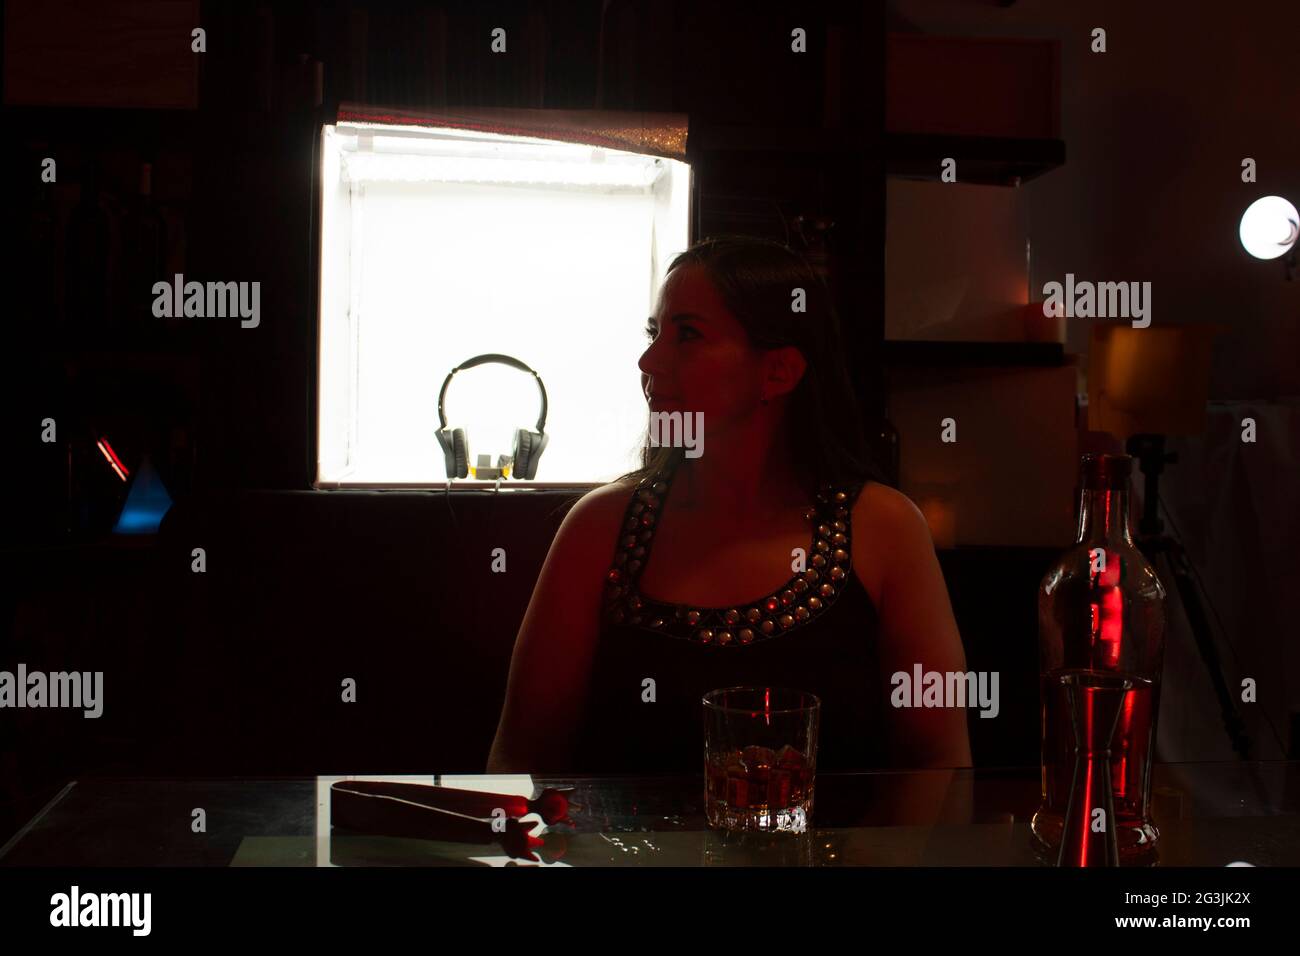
xmin=1087 ymin=324 xmax=1218 ymax=447
xmin=1239 ymin=195 xmax=1298 ymax=279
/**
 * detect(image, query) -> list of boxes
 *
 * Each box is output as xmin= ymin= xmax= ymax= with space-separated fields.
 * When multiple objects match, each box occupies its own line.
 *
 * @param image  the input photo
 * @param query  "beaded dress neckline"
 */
xmin=601 ymin=464 xmax=861 ymax=647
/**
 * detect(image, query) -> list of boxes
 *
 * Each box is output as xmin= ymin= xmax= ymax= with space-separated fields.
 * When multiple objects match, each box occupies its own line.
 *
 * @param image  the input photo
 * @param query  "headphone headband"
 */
xmin=437 ymin=353 xmax=548 ymax=434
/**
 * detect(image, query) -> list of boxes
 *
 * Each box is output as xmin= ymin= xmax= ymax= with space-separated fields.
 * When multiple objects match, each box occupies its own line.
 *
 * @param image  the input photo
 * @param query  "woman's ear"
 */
xmin=764 ymin=345 xmax=808 ymax=399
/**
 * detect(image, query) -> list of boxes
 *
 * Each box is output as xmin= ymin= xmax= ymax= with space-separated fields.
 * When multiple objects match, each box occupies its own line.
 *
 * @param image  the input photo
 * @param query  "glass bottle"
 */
xmin=1030 ymin=454 xmax=1167 ymax=865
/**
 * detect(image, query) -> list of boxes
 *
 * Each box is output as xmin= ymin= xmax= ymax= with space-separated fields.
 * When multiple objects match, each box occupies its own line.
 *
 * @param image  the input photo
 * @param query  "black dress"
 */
xmin=571 ymin=461 xmax=893 ymax=774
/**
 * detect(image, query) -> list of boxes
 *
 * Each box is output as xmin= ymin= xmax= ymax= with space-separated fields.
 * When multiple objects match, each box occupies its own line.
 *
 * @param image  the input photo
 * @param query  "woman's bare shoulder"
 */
xmin=851 ymin=481 xmax=933 ymax=604
xmin=559 ymin=478 xmax=640 ymax=539
xmin=854 ymin=480 xmax=927 ymax=530
xmin=572 ymin=477 xmax=639 ymax=512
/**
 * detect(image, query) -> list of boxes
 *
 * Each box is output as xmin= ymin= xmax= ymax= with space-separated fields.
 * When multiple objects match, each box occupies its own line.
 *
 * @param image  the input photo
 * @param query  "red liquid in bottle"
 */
xmin=1032 ymin=669 xmax=1159 ymax=863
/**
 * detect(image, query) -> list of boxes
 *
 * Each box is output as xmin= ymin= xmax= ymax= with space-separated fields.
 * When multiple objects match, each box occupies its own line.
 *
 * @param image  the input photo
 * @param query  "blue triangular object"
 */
xmin=113 ymin=453 xmax=173 ymax=534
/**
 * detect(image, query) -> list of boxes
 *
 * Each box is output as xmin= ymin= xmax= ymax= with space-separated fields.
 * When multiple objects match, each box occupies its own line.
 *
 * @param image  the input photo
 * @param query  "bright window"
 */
xmin=315 ymin=120 xmax=692 ymax=487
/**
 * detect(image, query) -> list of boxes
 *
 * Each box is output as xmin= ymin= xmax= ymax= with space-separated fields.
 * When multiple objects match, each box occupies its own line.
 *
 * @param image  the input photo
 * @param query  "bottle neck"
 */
xmin=1076 ymin=487 xmax=1133 ymax=546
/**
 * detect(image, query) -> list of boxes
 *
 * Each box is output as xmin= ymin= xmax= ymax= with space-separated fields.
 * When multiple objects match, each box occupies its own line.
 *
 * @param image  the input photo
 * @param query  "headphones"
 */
xmin=436 ymin=353 xmax=550 ymax=480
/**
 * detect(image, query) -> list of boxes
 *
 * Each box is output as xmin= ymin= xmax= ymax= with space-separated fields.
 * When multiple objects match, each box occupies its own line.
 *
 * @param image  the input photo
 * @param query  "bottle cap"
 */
xmin=1080 ymin=454 xmax=1132 ymax=490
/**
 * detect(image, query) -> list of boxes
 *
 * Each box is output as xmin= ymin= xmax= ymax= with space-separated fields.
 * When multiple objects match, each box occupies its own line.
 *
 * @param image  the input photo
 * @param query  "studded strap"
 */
xmin=601 ymin=468 xmax=858 ymax=646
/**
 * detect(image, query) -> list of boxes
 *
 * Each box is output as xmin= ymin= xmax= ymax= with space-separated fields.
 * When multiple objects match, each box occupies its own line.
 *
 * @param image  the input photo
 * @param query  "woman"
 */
xmin=488 ymin=236 xmax=971 ymax=780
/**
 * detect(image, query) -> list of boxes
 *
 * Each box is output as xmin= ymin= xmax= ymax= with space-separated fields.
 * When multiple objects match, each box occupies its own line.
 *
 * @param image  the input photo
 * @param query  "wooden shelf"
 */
xmin=886 ymin=132 xmax=1064 ymax=186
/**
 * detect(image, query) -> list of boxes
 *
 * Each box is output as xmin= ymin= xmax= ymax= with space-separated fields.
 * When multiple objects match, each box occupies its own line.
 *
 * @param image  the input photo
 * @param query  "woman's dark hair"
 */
xmin=555 ymin=235 xmax=886 ymax=516
xmin=622 ymin=235 xmax=884 ymax=486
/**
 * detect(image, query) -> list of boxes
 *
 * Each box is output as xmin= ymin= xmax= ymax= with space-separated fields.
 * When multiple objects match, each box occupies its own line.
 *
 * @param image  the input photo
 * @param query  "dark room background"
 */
xmin=2 ymin=0 xmax=1296 ymax=850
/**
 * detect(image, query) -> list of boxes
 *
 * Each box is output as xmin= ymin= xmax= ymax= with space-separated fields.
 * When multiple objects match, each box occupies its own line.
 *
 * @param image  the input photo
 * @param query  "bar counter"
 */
xmin=3 ymin=761 xmax=1296 ymax=867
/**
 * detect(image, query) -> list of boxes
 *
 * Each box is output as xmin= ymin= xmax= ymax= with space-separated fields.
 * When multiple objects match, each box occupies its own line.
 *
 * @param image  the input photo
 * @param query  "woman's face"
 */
xmin=638 ymin=264 xmax=766 ymax=425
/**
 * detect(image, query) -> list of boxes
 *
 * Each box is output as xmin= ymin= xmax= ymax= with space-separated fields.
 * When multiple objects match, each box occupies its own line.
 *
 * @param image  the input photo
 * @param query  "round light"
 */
xmin=1239 ymin=195 xmax=1299 ymax=260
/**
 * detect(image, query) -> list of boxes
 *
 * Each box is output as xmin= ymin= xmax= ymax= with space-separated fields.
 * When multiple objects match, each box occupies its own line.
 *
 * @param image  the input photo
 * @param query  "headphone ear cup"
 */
xmin=511 ymin=428 xmax=532 ymax=479
xmin=529 ymin=431 xmax=549 ymax=478
xmin=436 ymin=428 xmax=455 ymax=477
xmin=515 ymin=429 xmax=548 ymax=479
xmin=452 ymin=428 xmax=469 ymax=478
